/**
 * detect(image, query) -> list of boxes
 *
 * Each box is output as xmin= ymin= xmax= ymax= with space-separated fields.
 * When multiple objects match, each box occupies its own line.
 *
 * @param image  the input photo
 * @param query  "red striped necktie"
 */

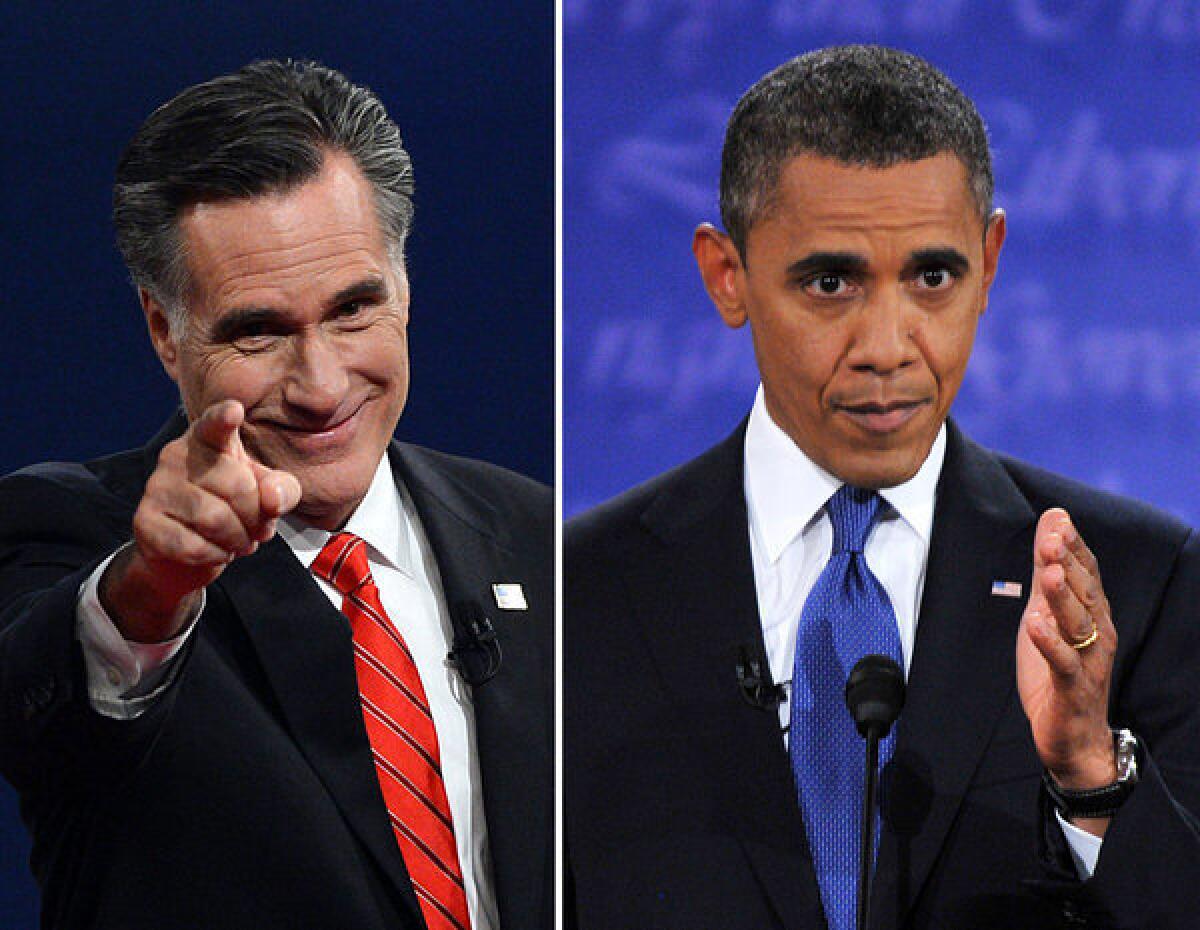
xmin=312 ymin=532 xmax=472 ymax=930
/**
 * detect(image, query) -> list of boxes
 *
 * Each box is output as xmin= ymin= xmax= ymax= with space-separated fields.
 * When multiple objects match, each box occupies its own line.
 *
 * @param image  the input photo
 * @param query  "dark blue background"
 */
xmin=0 ymin=3 xmax=552 ymax=923
xmin=565 ymin=1 xmax=1200 ymax=518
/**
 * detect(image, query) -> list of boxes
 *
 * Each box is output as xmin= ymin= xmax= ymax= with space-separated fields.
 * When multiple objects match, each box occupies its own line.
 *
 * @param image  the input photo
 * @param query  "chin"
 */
xmin=293 ymin=473 xmax=375 ymax=528
xmin=833 ymin=453 xmax=924 ymax=491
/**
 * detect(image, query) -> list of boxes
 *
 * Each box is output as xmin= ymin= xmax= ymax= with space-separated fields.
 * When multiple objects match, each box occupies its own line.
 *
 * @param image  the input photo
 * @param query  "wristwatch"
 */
xmin=1043 ymin=728 xmax=1140 ymax=819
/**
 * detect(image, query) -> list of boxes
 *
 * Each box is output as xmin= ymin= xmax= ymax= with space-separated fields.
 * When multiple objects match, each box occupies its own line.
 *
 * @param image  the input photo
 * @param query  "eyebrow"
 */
xmin=786 ymin=251 xmax=869 ymax=278
xmin=329 ymin=276 xmax=389 ymax=309
xmin=902 ymin=247 xmax=970 ymax=276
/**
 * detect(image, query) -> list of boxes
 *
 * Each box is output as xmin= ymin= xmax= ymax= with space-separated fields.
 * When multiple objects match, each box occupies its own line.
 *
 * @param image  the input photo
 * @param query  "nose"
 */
xmin=282 ymin=330 xmax=349 ymax=420
xmin=847 ymin=287 xmax=918 ymax=376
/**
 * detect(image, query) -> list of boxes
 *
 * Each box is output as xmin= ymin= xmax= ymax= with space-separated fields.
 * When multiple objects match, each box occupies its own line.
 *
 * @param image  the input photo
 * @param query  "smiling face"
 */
xmin=695 ymin=153 xmax=1005 ymax=489
xmin=144 ymin=151 xmax=410 ymax=530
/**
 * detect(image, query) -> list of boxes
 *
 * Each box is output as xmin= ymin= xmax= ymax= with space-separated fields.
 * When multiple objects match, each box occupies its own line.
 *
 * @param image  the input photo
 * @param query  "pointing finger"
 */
xmin=191 ymin=400 xmax=246 ymax=456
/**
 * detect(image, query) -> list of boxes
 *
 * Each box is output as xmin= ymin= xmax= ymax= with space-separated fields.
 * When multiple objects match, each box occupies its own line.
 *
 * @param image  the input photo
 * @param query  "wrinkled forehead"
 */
xmin=177 ymin=154 xmax=399 ymax=309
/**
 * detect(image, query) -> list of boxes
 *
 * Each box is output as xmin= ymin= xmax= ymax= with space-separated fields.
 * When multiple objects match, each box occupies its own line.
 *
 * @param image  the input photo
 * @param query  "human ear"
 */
xmin=692 ymin=223 xmax=748 ymax=329
xmin=979 ymin=209 xmax=1007 ymax=309
xmin=141 ymin=289 xmax=181 ymax=383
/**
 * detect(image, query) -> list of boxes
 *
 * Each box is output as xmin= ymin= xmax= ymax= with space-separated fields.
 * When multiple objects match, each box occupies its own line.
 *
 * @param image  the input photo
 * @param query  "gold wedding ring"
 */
xmin=1071 ymin=620 xmax=1100 ymax=651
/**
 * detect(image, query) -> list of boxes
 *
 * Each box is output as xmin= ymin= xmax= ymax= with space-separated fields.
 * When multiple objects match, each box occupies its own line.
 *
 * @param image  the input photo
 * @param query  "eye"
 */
xmin=237 ymin=320 xmax=270 ymax=338
xmin=915 ymin=268 xmax=955 ymax=290
xmin=330 ymin=299 xmax=377 ymax=328
xmin=802 ymin=273 xmax=854 ymax=298
xmin=227 ymin=322 xmax=283 ymax=353
xmin=231 ymin=331 xmax=279 ymax=353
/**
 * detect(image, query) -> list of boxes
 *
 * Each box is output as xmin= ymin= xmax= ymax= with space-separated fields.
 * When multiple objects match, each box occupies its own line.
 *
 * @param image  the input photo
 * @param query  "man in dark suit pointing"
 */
xmin=566 ymin=46 xmax=1200 ymax=929
xmin=0 ymin=61 xmax=551 ymax=930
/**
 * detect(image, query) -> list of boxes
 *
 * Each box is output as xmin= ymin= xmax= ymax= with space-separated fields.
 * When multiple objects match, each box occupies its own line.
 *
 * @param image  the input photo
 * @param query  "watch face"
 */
xmin=1115 ymin=729 xmax=1139 ymax=783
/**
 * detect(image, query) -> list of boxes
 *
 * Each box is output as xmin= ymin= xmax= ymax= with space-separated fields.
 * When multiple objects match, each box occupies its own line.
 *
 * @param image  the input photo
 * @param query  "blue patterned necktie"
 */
xmin=790 ymin=485 xmax=904 ymax=930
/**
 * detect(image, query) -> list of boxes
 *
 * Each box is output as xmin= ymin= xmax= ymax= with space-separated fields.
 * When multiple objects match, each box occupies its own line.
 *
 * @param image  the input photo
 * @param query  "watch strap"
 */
xmin=1043 ymin=728 xmax=1140 ymax=820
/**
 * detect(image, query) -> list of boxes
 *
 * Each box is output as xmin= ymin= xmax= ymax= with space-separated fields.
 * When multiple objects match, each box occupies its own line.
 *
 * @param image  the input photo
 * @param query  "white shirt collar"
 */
xmin=277 ymin=452 xmax=412 ymax=576
xmin=744 ymin=385 xmax=946 ymax=564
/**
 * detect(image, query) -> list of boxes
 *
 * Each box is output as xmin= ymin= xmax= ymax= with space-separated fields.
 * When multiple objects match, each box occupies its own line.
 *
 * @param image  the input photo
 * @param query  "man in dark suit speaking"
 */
xmin=0 ymin=61 xmax=551 ymax=930
xmin=566 ymin=46 xmax=1200 ymax=929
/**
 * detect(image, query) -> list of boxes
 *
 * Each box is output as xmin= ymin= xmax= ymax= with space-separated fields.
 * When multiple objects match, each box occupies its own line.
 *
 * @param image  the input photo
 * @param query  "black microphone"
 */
xmin=735 ymin=644 xmax=786 ymax=711
xmin=447 ymin=600 xmax=503 ymax=687
xmin=844 ymin=654 xmax=905 ymax=930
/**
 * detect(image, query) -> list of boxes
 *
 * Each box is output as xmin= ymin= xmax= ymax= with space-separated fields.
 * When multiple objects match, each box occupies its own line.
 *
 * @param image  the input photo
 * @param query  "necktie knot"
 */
xmin=312 ymin=532 xmax=372 ymax=596
xmin=827 ymin=485 xmax=882 ymax=554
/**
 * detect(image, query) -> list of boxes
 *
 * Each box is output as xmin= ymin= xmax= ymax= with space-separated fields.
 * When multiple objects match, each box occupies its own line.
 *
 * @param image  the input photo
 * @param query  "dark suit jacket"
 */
xmin=0 ymin=413 xmax=553 ymax=930
xmin=566 ymin=420 xmax=1200 ymax=929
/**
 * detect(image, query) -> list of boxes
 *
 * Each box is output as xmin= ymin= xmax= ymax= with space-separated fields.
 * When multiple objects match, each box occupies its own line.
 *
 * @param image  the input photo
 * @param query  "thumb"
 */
xmin=253 ymin=463 xmax=302 ymax=517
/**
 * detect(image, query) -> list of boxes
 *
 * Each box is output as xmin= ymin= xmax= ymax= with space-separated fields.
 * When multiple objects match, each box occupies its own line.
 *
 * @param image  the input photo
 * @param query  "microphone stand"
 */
xmin=844 ymin=654 xmax=905 ymax=930
xmin=858 ymin=724 xmax=881 ymax=930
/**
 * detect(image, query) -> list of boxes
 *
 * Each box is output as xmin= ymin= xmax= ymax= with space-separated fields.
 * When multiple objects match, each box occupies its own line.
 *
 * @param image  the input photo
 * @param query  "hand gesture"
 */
xmin=101 ymin=400 xmax=301 ymax=642
xmin=1016 ymin=509 xmax=1117 ymax=829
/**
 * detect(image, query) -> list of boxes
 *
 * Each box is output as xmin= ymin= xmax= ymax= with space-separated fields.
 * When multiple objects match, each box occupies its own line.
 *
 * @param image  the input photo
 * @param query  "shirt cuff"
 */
xmin=1055 ymin=809 xmax=1103 ymax=879
xmin=75 ymin=545 xmax=203 ymax=720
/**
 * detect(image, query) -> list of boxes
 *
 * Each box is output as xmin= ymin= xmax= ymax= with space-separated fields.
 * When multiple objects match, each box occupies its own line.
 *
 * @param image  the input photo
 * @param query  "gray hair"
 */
xmin=113 ymin=59 xmax=414 ymax=329
xmin=720 ymin=45 xmax=993 ymax=258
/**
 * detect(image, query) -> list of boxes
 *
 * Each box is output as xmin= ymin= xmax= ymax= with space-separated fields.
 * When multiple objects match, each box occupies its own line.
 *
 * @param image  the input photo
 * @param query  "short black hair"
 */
xmin=113 ymin=59 xmax=414 ymax=322
xmin=720 ymin=45 xmax=992 ymax=257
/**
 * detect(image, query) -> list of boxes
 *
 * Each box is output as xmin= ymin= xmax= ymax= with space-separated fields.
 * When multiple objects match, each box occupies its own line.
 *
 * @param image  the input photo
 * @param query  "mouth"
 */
xmin=834 ymin=399 xmax=930 ymax=435
xmin=264 ymin=399 xmax=368 ymax=449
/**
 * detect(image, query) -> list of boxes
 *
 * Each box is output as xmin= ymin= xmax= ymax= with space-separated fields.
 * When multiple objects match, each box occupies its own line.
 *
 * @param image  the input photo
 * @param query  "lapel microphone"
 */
xmin=845 ymin=654 xmax=906 ymax=930
xmin=735 ymin=643 xmax=786 ymax=710
xmin=447 ymin=600 xmax=503 ymax=687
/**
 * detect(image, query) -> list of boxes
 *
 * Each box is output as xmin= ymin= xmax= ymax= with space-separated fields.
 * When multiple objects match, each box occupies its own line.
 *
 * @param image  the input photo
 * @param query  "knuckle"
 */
xmin=166 ymin=524 xmax=194 ymax=561
xmin=197 ymin=500 xmax=251 ymax=548
xmin=159 ymin=437 xmax=187 ymax=464
xmin=175 ymin=537 xmax=211 ymax=566
xmin=225 ymin=462 xmax=259 ymax=497
xmin=201 ymin=460 xmax=256 ymax=500
xmin=131 ymin=506 xmax=158 ymax=548
xmin=188 ymin=497 xmax=229 ymax=535
xmin=142 ymin=469 xmax=171 ymax=502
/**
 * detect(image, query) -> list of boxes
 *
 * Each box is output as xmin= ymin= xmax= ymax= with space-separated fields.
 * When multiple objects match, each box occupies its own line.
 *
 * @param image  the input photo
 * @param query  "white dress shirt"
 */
xmin=742 ymin=386 xmax=1101 ymax=878
xmin=75 ymin=455 xmax=499 ymax=929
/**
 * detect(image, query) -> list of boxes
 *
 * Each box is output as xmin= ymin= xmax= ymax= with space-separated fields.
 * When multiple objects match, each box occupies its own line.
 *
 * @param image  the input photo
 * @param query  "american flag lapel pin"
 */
xmin=492 ymin=583 xmax=528 ymax=610
xmin=991 ymin=580 xmax=1023 ymax=599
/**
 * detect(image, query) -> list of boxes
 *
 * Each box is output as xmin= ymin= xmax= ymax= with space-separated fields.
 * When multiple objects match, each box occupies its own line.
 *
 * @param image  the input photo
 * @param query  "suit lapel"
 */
xmin=870 ymin=422 xmax=1036 ymax=929
xmin=391 ymin=443 xmax=551 ymax=930
xmin=214 ymin=535 xmax=426 ymax=924
xmin=634 ymin=425 xmax=827 ymax=930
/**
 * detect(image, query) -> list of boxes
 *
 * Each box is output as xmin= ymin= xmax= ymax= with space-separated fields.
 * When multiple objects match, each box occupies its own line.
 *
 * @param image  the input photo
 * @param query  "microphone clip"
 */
xmin=735 ymin=645 xmax=785 ymax=711
xmin=447 ymin=601 xmax=503 ymax=687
